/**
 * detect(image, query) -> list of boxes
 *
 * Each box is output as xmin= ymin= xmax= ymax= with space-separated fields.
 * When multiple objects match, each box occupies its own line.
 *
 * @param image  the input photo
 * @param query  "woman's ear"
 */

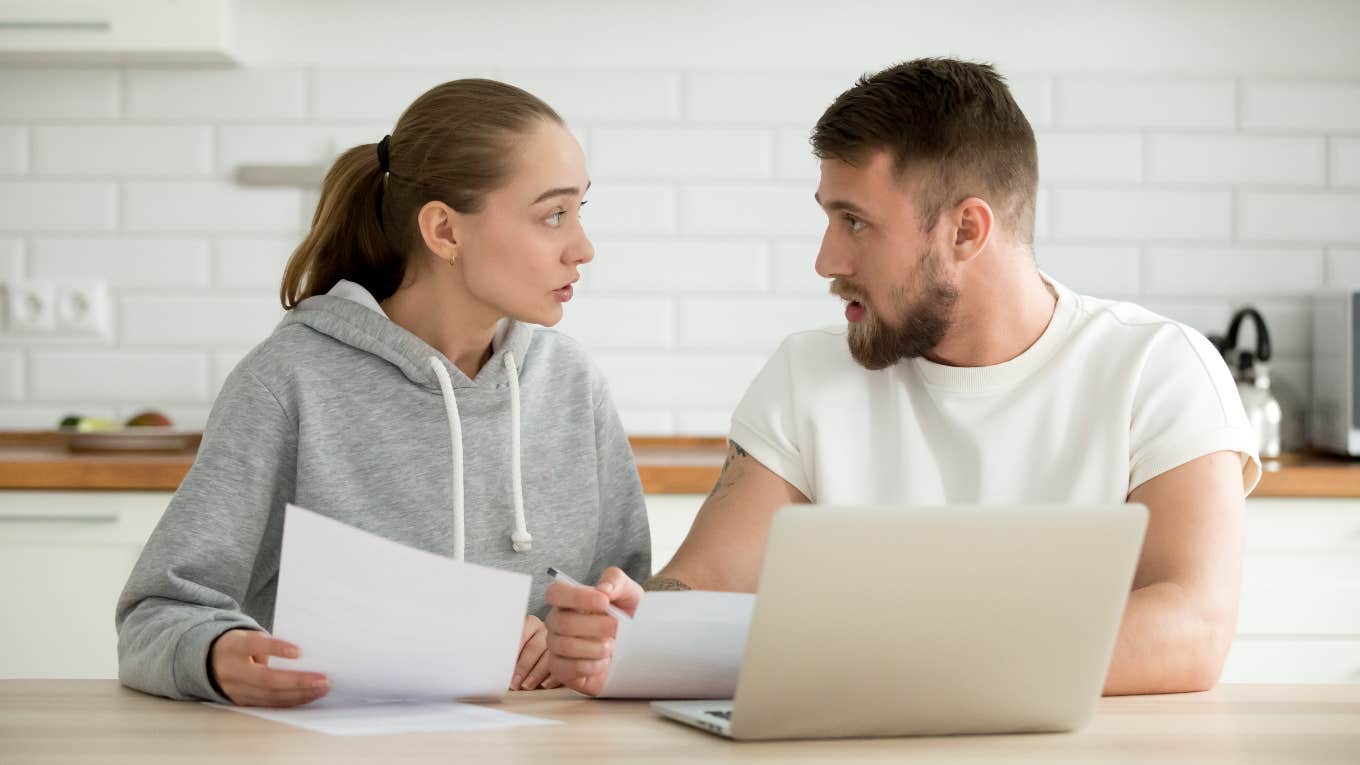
xmin=417 ymin=201 xmax=460 ymax=266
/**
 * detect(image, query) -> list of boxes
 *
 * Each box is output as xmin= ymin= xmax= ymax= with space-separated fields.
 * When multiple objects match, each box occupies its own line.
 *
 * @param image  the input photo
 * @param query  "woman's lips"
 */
xmin=554 ymin=285 xmax=574 ymax=303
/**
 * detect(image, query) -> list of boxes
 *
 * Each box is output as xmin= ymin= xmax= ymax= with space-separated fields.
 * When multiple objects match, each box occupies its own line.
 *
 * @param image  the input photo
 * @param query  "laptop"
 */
xmin=651 ymin=503 xmax=1148 ymax=741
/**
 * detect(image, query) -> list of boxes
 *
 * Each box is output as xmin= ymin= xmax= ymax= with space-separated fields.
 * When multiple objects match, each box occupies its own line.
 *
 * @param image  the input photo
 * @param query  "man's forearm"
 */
xmin=642 ymin=575 xmax=692 ymax=592
xmin=1102 ymin=581 xmax=1235 ymax=696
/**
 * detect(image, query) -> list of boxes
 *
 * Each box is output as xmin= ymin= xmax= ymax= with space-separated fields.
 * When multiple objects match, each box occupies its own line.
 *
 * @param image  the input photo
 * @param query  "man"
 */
xmin=546 ymin=58 xmax=1259 ymax=697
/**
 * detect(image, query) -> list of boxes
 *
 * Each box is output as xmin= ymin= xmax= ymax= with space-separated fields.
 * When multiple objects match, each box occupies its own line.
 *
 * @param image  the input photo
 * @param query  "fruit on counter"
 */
xmin=58 ymin=414 xmax=119 ymax=432
xmin=124 ymin=410 xmax=174 ymax=428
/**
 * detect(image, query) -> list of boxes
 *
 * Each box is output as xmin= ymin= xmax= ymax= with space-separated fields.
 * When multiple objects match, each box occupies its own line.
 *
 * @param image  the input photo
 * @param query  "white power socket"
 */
xmin=2 ymin=280 xmax=111 ymax=340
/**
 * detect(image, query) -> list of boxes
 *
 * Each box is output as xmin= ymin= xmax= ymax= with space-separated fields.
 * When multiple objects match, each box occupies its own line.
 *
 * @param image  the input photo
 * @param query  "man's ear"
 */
xmin=947 ymin=197 xmax=994 ymax=264
xmin=417 ymin=201 xmax=461 ymax=265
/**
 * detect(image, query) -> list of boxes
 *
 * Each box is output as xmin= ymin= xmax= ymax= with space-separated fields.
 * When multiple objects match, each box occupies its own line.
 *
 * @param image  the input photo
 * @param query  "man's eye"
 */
xmin=845 ymin=215 xmax=865 ymax=232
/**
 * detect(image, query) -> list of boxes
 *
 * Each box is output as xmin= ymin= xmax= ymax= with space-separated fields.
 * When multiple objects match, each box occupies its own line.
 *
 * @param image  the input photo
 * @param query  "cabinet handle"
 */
xmin=0 ymin=511 xmax=118 ymax=523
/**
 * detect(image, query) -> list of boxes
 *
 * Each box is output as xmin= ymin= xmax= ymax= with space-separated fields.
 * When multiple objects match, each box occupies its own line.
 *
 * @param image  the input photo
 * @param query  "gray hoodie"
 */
xmin=115 ymin=280 xmax=651 ymax=702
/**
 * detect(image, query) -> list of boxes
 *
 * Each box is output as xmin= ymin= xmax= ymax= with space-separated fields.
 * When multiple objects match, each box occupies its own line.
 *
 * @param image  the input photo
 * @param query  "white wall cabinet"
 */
xmin=0 ymin=0 xmax=235 ymax=64
xmin=1 ymin=492 xmax=1356 ymax=684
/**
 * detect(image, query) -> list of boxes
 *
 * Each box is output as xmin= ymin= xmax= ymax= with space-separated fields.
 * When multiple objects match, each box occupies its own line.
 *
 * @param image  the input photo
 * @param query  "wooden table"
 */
xmin=1 ymin=681 xmax=1356 ymax=764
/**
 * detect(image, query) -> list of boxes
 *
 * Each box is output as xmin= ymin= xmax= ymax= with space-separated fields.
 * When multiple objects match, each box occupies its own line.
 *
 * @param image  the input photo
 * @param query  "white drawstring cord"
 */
xmin=505 ymin=354 xmax=533 ymax=553
xmin=428 ymin=358 xmax=466 ymax=561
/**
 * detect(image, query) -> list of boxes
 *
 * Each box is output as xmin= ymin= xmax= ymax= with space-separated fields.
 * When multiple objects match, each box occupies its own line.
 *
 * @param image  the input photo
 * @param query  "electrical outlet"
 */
xmin=54 ymin=282 xmax=111 ymax=340
xmin=3 ymin=280 xmax=56 ymax=335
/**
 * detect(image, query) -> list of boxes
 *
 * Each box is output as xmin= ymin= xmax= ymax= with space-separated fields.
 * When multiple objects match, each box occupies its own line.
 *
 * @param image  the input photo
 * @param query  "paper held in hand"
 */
xmin=599 ymin=590 xmax=756 ymax=699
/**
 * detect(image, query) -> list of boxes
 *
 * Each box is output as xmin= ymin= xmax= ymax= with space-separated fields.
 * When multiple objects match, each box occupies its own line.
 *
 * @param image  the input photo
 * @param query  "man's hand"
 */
xmin=512 ymin=615 xmax=561 ymax=690
xmin=544 ymin=567 xmax=643 ymax=696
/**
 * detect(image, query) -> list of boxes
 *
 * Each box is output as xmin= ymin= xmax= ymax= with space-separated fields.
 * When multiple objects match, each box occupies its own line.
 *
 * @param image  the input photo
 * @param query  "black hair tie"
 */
xmin=376 ymin=134 xmax=391 ymax=172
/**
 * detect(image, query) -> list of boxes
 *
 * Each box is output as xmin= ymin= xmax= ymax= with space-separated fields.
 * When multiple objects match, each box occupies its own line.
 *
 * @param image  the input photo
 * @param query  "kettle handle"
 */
xmin=1220 ymin=307 xmax=1272 ymax=363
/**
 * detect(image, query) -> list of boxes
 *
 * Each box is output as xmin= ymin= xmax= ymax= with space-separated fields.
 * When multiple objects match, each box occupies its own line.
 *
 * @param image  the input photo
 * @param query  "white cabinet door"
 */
xmin=0 ymin=492 xmax=169 ymax=679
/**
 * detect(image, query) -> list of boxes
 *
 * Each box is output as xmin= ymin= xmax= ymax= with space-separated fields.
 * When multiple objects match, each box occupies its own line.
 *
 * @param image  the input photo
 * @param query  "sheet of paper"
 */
xmin=268 ymin=504 xmax=531 ymax=702
xmin=208 ymin=699 xmax=561 ymax=736
xmin=599 ymin=590 xmax=755 ymax=699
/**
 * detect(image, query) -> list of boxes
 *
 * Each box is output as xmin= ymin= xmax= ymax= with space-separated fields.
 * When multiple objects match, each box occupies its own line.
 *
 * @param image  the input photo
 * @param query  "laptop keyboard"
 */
xmin=704 ymin=710 xmax=733 ymax=721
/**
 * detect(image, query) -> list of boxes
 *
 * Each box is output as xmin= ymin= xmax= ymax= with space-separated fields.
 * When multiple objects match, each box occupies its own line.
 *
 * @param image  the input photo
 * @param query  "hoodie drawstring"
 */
xmin=428 ymin=355 xmax=532 ymax=561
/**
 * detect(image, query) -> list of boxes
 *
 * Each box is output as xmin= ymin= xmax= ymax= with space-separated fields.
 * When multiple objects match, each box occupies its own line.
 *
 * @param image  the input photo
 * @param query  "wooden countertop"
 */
xmin=2 ymin=431 xmax=1360 ymax=497
xmin=1 ymin=681 xmax=1356 ymax=764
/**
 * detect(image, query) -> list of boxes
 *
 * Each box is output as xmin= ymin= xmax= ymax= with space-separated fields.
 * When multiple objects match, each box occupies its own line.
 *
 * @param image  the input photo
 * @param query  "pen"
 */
xmin=546 ymin=566 xmax=632 ymax=621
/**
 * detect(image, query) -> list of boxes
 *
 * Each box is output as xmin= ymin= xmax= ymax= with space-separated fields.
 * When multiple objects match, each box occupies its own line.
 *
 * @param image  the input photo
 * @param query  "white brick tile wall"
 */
xmin=503 ymin=71 xmax=682 ymax=123
xmin=0 ymin=352 xmax=22 ymax=401
xmin=0 ymin=182 xmax=116 ymax=232
xmin=615 ymin=409 xmax=675 ymax=436
xmin=1238 ymin=192 xmax=1360 ymax=242
xmin=0 ymin=404 xmax=116 ymax=429
xmin=1037 ymin=133 xmax=1142 ymax=184
xmin=213 ymin=238 xmax=294 ymax=289
xmin=0 ymin=127 xmax=26 ymax=175
xmin=772 ymin=241 xmax=831 ymax=294
xmin=555 ymin=296 xmax=674 ymax=351
xmin=1051 ymin=189 xmax=1232 ymax=241
xmin=0 ymin=238 xmax=22 ymax=282
xmin=685 ymin=72 xmax=853 ymax=124
xmin=29 ymin=239 xmax=210 ymax=288
xmin=123 ymin=183 xmax=302 ymax=233
xmin=216 ymin=125 xmax=368 ymax=173
xmin=775 ymin=128 xmax=818 ymax=180
xmin=675 ymin=409 xmax=736 ymax=436
xmin=1326 ymin=248 xmax=1360 ymax=286
xmin=680 ymin=297 xmax=842 ymax=351
xmin=310 ymin=69 xmax=479 ymax=123
xmin=126 ymin=69 xmax=306 ymax=122
xmin=32 ymin=126 xmax=213 ymax=177
xmin=1055 ymin=78 xmax=1235 ymax=129
xmin=681 ymin=184 xmax=824 ymax=236
xmin=581 ymin=183 xmax=675 ymax=235
xmin=29 ymin=352 xmax=207 ymax=402
xmin=593 ymin=353 xmax=766 ymax=409
xmin=1333 ymin=139 xmax=1360 ymax=187
xmin=1037 ymin=245 xmax=1141 ymax=298
xmin=1007 ymin=76 xmax=1054 ymax=128
xmin=121 ymin=296 xmax=284 ymax=346
xmin=211 ymin=351 xmax=249 ymax=396
xmin=1242 ymin=81 xmax=1360 ymax=131
xmin=1146 ymin=135 xmax=1326 ymax=186
xmin=584 ymin=240 xmax=769 ymax=292
xmin=1145 ymin=297 xmax=1310 ymax=359
xmin=1143 ymin=247 xmax=1324 ymax=297
xmin=0 ymin=69 xmax=119 ymax=120
xmin=590 ymin=128 xmax=771 ymax=180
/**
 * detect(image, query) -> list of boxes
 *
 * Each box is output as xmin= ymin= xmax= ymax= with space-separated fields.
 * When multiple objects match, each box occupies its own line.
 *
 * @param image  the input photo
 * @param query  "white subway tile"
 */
xmin=121 ymin=296 xmax=284 ymax=346
xmin=592 ymin=353 xmax=765 ymax=409
xmin=1243 ymin=81 xmax=1360 ymax=131
xmin=126 ymin=69 xmax=306 ymax=121
xmin=32 ymin=126 xmax=212 ymax=177
xmin=0 ymin=69 xmax=119 ymax=119
xmin=1037 ymin=133 xmax=1141 ymax=184
xmin=211 ymin=351 xmax=248 ymax=396
xmin=1055 ymin=77 xmax=1235 ymax=129
xmin=590 ymin=128 xmax=770 ymax=180
xmin=0 ymin=182 xmax=116 ymax=232
xmin=772 ymin=240 xmax=831 ymax=294
xmin=1138 ymin=300 xmax=1235 ymax=340
xmin=584 ymin=240 xmax=768 ymax=293
xmin=1239 ymin=192 xmax=1360 ymax=242
xmin=555 ymin=296 xmax=673 ymax=350
xmin=1036 ymin=245 xmax=1141 ymax=298
xmin=1144 ymin=247 xmax=1323 ymax=297
xmin=1326 ymin=248 xmax=1360 ymax=287
xmin=218 ymin=125 xmax=333 ymax=172
xmin=0 ymin=404 xmax=115 ymax=430
xmin=1334 ymin=139 xmax=1360 ymax=187
xmin=674 ymin=410 xmax=734 ymax=436
xmin=502 ymin=71 xmax=681 ymax=122
xmin=0 ymin=238 xmax=22 ymax=282
xmin=0 ymin=352 xmax=21 ymax=401
xmin=30 ymin=351 xmax=207 ymax=403
xmin=311 ymin=69 xmax=475 ymax=122
xmin=686 ymin=72 xmax=852 ymax=124
xmin=775 ymin=128 xmax=818 ymax=180
xmin=0 ymin=127 xmax=26 ymax=175
xmin=615 ymin=409 xmax=674 ymax=435
xmin=1051 ymin=189 xmax=1231 ymax=241
xmin=29 ymin=238 xmax=209 ymax=288
xmin=214 ymin=238 xmax=295 ymax=289
xmin=681 ymin=184 xmax=823 ymax=236
xmin=123 ymin=182 xmax=302 ymax=233
xmin=1007 ymin=75 xmax=1053 ymax=128
xmin=1147 ymin=135 xmax=1325 ymax=185
xmin=1033 ymin=188 xmax=1051 ymax=241
xmin=582 ymin=183 xmax=675 ymax=235
xmin=1138 ymin=298 xmax=1309 ymax=359
xmin=680 ymin=297 xmax=843 ymax=352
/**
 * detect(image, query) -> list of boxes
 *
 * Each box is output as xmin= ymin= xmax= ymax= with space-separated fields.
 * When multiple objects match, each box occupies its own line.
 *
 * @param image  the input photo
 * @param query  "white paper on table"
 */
xmin=268 ymin=504 xmax=531 ymax=702
xmin=208 ymin=698 xmax=561 ymax=736
xmin=598 ymin=591 xmax=755 ymax=699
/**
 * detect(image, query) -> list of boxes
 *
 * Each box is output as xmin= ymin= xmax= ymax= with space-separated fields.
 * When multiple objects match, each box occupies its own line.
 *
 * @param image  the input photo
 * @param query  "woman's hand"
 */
xmin=512 ymin=615 xmax=561 ymax=690
xmin=208 ymin=628 xmax=330 ymax=707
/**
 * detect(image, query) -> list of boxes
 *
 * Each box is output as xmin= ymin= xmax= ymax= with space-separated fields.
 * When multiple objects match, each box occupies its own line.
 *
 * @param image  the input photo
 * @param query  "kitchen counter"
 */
xmin=1 ymin=681 xmax=1356 ymax=764
xmin=1 ymin=432 xmax=1358 ymax=497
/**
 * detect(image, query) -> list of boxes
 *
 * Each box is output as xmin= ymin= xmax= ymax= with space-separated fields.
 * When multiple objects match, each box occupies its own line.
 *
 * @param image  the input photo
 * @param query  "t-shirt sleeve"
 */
xmin=728 ymin=336 xmax=815 ymax=500
xmin=1128 ymin=323 xmax=1262 ymax=496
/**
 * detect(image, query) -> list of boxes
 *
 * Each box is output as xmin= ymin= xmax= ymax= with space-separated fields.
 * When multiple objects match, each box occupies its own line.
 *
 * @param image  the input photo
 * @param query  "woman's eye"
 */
xmin=545 ymin=212 xmax=563 ymax=227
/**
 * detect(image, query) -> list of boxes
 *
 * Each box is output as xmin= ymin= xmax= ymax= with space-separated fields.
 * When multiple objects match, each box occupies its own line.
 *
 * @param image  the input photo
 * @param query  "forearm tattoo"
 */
xmin=706 ymin=440 xmax=750 ymax=503
xmin=643 ymin=576 xmax=693 ymax=592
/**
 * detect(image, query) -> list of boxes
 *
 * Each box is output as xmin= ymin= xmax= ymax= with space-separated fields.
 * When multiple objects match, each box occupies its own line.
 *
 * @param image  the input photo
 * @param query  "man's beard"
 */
xmin=831 ymin=246 xmax=958 ymax=371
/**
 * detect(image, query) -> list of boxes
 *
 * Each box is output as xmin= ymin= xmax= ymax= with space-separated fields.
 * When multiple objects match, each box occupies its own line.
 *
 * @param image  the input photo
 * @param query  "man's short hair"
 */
xmin=811 ymin=58 xmax=1039 ymax=243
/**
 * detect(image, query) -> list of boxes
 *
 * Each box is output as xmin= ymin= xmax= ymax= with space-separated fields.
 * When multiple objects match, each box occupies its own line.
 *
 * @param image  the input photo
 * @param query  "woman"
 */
xmin=115 ymin=79 xmax=651 ymax=707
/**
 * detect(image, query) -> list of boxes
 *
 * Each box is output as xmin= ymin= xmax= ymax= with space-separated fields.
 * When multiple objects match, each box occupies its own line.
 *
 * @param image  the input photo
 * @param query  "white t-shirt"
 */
xmin=730 ymin=278 xmax=1261 ymax=505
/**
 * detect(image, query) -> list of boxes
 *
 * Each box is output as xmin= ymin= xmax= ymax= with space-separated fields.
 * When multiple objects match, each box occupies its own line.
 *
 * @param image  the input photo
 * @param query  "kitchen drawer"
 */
xmin=1238 ymin=551 xmax=1360 ymax=635
xmin=1245 ymin=499 xmax=1360 ymax=551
